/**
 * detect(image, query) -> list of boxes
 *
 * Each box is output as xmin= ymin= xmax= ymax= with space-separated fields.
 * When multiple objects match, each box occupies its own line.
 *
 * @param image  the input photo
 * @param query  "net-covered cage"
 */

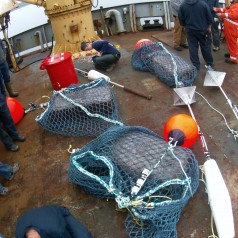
xmin=68 ymin=125 xmax=199 ymax=238
xmin=35 ymin=78 xmax=123 ymax=137
xmin=131 ymin=42 xmax=197 ymax=88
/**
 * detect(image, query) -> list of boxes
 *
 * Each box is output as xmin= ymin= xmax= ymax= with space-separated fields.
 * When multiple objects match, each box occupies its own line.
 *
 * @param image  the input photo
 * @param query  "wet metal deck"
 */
xmin=0 ymin=30 xmax=237 ymax=237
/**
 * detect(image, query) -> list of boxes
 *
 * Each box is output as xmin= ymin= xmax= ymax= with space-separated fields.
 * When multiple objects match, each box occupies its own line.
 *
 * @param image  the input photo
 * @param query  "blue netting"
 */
xmin=36 ymin=78 xmax=123 ymax=137
xmin=131 ymin=42 xmax=197 ymax=88
xmin=68 ymin=125 xmax=199 ymax=238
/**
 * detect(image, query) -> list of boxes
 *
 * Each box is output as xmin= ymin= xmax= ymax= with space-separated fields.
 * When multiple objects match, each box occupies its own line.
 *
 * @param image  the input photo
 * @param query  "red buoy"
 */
xmin=164 ymin=114 xmax=198 ymax=148
xmin=6 ymin=97 xmax=25 ymax=125
xmin=134 ymin=39 xmax=153 ymax=50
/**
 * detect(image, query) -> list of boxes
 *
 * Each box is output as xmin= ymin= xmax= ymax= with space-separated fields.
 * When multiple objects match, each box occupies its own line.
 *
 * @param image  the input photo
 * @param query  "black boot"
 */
xmin=5 ymin=82 xmax=19 ymax=97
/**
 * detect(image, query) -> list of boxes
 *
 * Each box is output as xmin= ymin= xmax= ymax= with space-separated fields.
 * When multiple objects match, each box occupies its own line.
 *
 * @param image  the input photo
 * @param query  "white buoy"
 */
xmin=87 ymin=70 xmax=110 ymax=82
xmin=203 ymin=159 xmax=235 ymax=238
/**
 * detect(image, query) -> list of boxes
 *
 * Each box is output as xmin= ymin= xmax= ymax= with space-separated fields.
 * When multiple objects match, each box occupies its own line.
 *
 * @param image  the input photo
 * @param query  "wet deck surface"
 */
xmin=0 ymin=30 xmax=237 ymax=237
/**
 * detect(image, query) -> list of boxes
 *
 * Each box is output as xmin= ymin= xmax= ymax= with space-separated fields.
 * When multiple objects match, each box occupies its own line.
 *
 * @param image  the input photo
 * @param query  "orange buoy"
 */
xmin=164 ymin=114 xmax=198 ymax=148
xmin=6 ymin=97 xmax=25 ymax=125
xmin=134 ymin=39 xmax=153 ymax=50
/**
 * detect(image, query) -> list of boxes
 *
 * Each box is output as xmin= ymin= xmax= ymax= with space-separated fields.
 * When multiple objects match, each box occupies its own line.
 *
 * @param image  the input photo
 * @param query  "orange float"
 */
xmin=134 ymin=39 xmax=153 ymax=50
xmin=164 ymin=114 xmax=198 ymax=148
xmin=6 ymin=97 xmax=25 ymax=125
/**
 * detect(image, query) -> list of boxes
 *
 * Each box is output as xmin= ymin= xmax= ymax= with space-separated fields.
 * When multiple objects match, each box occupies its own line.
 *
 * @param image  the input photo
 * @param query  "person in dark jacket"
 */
xmin=15 ymin=205 xmax=93 ymax=238
xmin=203 ymin=0 xmax=221 ymax=51
xmin=0 ymin=39 xmax=19 ymax=97
xmin=81 ymin=40 xmax=121 ymax=72
xmin=178 ymin=0 xmax=214 ymax=70
xmin=0 ymin=78 xmax=25 ymax=152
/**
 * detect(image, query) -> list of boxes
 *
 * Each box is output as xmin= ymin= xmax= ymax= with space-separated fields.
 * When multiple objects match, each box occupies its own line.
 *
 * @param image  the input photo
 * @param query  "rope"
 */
xmin=196 ymin=91 xmax=238 ymax=140
xmin=126 ymin=207 xmax=142 ymax=226
xmin=169 ymin=146 xmax=193 ymax=196
xmin=157 ymin=42 xmax=179 ymax=87
xmin=208 ymin=215 xmax=219 ymax=238
xmin=199 ymin=165 xmax=208 ymax=193
xmin=130 ymin=137 xmax=192 ymax=197
xmin=89 ymin=0 xmax=98 ymax=8
xmin=67 ymin=144 xmax=76 ymax=154
xmin=71 ymin=148 xmax=192 ymax=212
xmin=36 ymin=78 xmax=123 ymax=127
xmin=58 ymin=90 xmax=123 ymax=127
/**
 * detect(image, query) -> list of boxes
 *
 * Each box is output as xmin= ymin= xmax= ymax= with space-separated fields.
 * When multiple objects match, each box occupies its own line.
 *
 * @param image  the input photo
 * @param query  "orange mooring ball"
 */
xmin=164 ymin=114 xmax=198 ymax=148
xmin=134 ymin=39 xmax=153 ymax=50
xmin=6 ymin=97 xmax=25 ymax=125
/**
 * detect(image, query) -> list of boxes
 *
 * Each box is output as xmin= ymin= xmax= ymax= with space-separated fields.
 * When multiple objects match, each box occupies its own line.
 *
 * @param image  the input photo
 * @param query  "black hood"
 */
xmin=185 ymin=0 xmax=198 ymax=5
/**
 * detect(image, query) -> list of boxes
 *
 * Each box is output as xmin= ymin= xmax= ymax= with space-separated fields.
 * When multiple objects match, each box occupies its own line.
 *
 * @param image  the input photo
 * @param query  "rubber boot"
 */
xmin=5 ymin=82 xmax=19 ymax=97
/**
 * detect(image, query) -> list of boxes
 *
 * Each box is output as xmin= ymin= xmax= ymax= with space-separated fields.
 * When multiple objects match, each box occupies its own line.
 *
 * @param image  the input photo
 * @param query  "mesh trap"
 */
xmin=131 ymin=42 xmax=197 ymax=88
xmin=68 ymin=125 xmax=199 ymax=238
xmin=36 ymin=78 xmax=123 ymax=137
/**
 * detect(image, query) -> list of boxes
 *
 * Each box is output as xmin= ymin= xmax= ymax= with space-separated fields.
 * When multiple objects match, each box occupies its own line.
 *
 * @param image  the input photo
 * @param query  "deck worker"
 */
xmin=0 ymin=39 xmax=19 ymax=97
xmin=0 ymin=78 xmax=25 ymax=152
xmin=15 ymin=205 xmax=93 ymax=238
xmin=81 ymin=40 xmax=121 ymax=72
xmin=178 ymin=0 xmax=214 ymax=70
xmin=170 ymin=0 xmax=189 ymax=51
xmin=203 ymin=0 xmax=221 ymax=51
xmin=214 ymin=0 xmax=238 ymax=64
xmin=0 ymin=162 xmax=19 ymax=196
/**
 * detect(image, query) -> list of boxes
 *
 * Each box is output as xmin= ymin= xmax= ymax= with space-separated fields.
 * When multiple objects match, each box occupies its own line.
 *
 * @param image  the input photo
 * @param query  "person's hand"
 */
xmin=25 ymin=228 xmax=41 ymax=238
xmin=216 ymin=13 xmax=221 ymax=17
xmin=207 ymin=26 xmax=212 ymax=34
xmin=213 ymin=7 xmax=218 ymax=12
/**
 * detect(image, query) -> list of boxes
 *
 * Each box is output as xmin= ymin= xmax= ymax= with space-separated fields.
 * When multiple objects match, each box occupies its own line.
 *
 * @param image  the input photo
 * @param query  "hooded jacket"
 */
xmin=15 ymin=205 xmax=92 ymax=238
xmin=178 ymin=0 xmax=213 ymax=31
xmin=170 ymin=0 xmax=185 ymax=17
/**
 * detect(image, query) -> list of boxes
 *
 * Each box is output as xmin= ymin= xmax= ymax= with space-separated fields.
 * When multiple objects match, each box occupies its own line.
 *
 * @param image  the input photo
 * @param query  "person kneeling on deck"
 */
xmin=81 ymin=40 xmax=121 ymax=72
xmin=15 ymin=205 xmax=93 ymax=238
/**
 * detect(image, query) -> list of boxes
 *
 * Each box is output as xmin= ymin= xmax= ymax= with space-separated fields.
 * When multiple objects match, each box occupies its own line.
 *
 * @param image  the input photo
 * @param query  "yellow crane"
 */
xmin=0 ymin=0 xmax=100 ymax=71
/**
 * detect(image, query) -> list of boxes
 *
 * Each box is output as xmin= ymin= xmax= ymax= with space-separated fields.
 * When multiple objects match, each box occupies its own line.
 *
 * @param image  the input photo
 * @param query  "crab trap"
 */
xmin=36 ymin=78 xmax=123 ymax=137
xmin=131 ymin=41 xmax=197 ymax=88
xmin=68 ymin=125 xmax=200 ymax=238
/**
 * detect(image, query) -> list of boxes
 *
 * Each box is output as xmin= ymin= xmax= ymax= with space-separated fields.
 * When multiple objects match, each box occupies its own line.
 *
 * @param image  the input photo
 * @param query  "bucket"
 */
xmin=40 ymin=52 xmax=78 ymax=90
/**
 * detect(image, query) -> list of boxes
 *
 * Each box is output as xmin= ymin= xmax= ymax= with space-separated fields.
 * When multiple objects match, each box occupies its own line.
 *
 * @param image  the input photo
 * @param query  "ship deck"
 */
xmin=0 ymin=29 xmax=237 ymax=237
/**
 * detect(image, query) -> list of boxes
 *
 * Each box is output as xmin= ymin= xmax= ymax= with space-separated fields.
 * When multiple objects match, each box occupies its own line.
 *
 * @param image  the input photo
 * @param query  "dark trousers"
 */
xmin=0 ymin=79 xmax=19 ymax=149
xmin=93 ymin=54 xmax=120 ymax=70
xmin=186 ymin=29 xmax=213 ymax=70
xmin=211 ymin=21 xmax=220 ymax=48
xmin=0 ymin=61 xmax=10 ymax=84
xmin=0 ymin=102 xmax=19 ymax=149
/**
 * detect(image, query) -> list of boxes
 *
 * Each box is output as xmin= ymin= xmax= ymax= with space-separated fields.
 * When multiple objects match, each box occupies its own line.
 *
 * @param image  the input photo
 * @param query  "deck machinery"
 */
xmin=0 ymin=0 xmax=100 ymax=70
